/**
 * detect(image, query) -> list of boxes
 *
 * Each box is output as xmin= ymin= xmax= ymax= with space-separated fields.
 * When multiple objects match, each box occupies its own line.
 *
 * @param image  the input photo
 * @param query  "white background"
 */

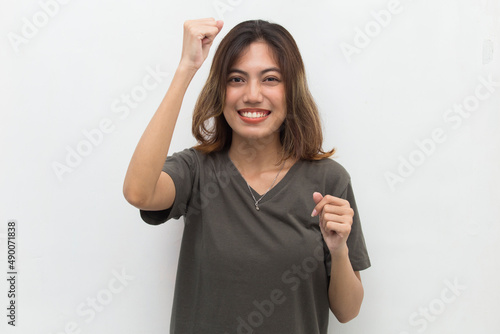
xmin=1 ymin=0 xmax=499 ymax=333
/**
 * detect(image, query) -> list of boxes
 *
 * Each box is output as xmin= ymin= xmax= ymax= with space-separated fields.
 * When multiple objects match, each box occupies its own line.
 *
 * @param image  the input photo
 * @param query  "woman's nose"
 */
xmin=243 ymin=80 xmax=263 ymax=103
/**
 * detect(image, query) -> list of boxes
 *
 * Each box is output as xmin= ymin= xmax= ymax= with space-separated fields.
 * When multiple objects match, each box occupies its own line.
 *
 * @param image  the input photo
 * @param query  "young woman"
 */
xmin=123 ymin=18 xmax=370 ymax=334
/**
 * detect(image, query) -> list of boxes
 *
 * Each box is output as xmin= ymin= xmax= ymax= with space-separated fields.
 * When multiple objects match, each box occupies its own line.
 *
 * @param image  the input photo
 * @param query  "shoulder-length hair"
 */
xmin=192 ymin=19 xmax=334 ymax=162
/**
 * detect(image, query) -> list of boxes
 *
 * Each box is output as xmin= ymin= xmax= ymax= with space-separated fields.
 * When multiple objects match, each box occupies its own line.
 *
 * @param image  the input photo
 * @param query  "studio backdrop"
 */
xmin=1 ymin=0 xmax=499 ymax=333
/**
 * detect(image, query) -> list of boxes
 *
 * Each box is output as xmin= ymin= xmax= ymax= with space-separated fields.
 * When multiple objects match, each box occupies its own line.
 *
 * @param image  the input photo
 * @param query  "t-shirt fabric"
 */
xmin=140 ymin=148 xmax=371 ymax=334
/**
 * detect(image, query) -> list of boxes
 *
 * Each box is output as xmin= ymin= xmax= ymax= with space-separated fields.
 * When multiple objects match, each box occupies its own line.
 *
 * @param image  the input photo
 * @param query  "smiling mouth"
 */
xmin=237 ymin=109 xmax=271 ymax=119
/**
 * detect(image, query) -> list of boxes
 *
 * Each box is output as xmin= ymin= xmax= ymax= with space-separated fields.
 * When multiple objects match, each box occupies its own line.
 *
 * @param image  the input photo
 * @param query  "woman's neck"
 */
xmin=228 ymin=134 xmax=284 ymax=175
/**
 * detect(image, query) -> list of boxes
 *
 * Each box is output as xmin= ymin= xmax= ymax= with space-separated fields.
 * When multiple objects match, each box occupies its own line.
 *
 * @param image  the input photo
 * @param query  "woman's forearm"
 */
xmin=328 ymin=246 xmax=364 ymax=323
xmin=123 ymin=65 xmax=197 ymax=206
xmin=123 ymin=19 xmax=224 ymax=208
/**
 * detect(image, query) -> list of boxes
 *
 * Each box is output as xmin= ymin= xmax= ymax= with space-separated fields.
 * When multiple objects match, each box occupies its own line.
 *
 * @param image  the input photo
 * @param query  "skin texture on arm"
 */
xmin=312 ymin=192 xmax=364 ymax=322
xmin=123 ymin=19 xmax=223 ymax=210
xmin=328 ymin=251 xmax=364 ymax=322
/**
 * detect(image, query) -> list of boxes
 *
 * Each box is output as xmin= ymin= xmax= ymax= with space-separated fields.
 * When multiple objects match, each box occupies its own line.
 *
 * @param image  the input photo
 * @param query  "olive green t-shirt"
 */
xmin=140 ymin=148 xmax=370 ymax=334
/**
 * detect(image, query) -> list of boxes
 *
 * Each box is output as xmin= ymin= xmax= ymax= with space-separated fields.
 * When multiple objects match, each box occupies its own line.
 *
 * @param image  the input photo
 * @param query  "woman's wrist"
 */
xmin=176 ymin=61 xmax=200 ymax=77
xmin=330 ymin=244 xmax=349 ymax=262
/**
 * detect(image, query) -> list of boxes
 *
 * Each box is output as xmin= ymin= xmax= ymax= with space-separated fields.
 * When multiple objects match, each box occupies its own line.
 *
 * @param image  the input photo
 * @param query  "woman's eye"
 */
xmin=229 ymin=77 xmax=243 ymax=83
xmin=264 ymin=77 xmax=281 ymax=84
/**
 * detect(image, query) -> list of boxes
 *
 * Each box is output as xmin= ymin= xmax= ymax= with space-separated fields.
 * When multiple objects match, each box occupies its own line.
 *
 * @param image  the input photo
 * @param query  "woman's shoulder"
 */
xmin=168 ymin=147 xmax=230 ymax=170
xmin=302 ymin=156 xmax=350 ymax=175
xmin=169 ymin=147 xmax=218 ymax=161
xmin=299 ymin=157 xmax=352 ymax=188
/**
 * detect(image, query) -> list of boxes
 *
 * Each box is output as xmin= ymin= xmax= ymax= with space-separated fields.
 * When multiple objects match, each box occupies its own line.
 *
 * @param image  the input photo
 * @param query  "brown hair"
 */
xmin=192 ymin=19 xmax=334 ymax=162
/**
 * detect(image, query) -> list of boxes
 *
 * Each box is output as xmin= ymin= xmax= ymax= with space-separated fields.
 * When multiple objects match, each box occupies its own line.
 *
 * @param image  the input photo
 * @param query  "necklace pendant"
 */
xmin=241 ymin=160 xmax=285 ymax=213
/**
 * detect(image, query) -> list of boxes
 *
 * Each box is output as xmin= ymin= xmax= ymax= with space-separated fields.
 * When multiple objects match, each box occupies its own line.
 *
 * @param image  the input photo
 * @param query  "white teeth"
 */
xmin=240 ymin=111 xmax=268 ymax=118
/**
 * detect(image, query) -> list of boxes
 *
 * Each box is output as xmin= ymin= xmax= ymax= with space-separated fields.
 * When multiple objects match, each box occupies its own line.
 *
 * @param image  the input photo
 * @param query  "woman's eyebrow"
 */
xmin=228 ymin=67 xmax=281 ymax=75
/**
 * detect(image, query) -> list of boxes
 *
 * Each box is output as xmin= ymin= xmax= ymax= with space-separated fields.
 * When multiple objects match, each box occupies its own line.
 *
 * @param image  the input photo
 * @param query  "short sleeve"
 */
xmin=140 ymin=148 xmax=198 ymax=225
xmin=323 ymin=180 xmax=371 ymax=275
xmin=343 ymin=181 xmax=371 ymax=271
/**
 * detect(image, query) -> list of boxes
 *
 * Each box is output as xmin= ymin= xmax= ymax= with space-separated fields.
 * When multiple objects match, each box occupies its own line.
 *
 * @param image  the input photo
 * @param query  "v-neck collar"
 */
xmin=225 ymin=150 xmax=301 ymax=207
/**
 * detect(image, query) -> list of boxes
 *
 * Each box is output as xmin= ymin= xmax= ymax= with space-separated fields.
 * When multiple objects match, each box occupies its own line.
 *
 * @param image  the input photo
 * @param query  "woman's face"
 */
xmin=223 ymin=41 xmax=286 ymax=144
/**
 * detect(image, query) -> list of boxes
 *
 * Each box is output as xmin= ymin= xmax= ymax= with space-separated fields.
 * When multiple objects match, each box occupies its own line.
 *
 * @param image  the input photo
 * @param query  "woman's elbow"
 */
xmin=334 ymin=308 xmax=360 ymax=323
xmin=123 ymin=185 xmax=149 ymax=209
xmin=330 ymin=297 xmax=363 ymax=323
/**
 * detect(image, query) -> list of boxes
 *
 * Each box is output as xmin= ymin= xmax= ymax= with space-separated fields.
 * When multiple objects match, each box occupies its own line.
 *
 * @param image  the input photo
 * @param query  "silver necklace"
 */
xmin=244 ymin=161 xmax=286 ymax=211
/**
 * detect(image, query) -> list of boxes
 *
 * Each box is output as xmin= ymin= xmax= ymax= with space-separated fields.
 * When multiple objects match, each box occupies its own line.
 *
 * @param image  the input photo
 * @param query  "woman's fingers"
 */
xmin=321 ymin=218 xmax=352 ymax=237
xmin=312 ymin=192 xmax=354 ymax=251
xmin=180 ymin=18 xmax=224 ymax=70
xmin=185 ymin=18 xmax=222 ymax=41
xmin=311 ymin=193 xmax=351 ymax=217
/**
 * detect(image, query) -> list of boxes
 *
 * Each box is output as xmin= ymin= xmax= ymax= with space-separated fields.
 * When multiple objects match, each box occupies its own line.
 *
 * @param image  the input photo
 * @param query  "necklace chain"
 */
xmin=244 ymin=161 xmax=286 ymax=211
